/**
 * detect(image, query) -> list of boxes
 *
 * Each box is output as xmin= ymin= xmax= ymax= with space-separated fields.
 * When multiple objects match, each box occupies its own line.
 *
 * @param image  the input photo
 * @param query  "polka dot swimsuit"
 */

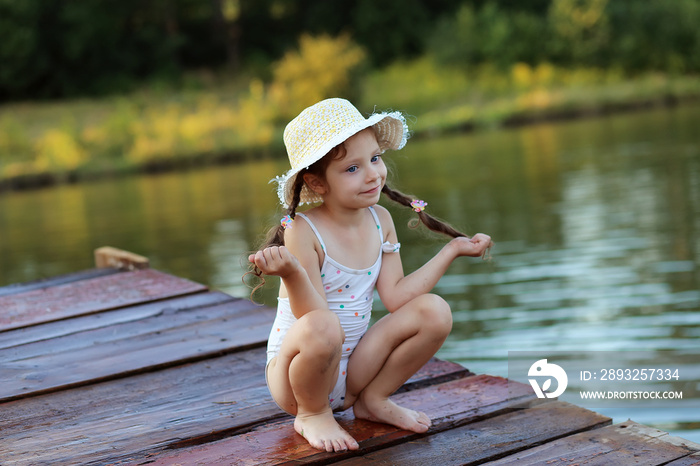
xmin=266 ymin=206 xmax=400 ymax=410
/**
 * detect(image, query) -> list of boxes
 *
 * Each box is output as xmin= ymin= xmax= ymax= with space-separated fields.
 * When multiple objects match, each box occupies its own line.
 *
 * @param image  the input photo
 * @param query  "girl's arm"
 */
xmin=374 ymin=206 xmax=491 ymax=312
xmin=249 ymin=220 xmax=328 ymax=318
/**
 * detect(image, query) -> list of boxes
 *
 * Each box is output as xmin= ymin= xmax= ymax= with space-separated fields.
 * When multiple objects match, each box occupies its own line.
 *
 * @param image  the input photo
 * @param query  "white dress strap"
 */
xmin=369 ymin=206 xmax=401 ymax=253
xmin=367 ymin=206 xmax=384 ymax=243
xmin=297 ymin=207 xmax=384 ymax=250
xmin=294 ymin=212 xmax=326 ymax=252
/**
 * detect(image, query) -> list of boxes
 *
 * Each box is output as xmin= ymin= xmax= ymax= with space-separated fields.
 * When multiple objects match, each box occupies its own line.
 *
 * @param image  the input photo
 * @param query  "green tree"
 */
xmin=607 ymin=0 xmax=700 ymax=73
xmin=428 ymin=2 xmax=548 ymax=68
xmin=0 ymin=0 xmax=182 ymax=100
xmin=0 ymin=1 xmax=45 ymax=99
xmin=547 ymin=0 xmax=610 ymax=66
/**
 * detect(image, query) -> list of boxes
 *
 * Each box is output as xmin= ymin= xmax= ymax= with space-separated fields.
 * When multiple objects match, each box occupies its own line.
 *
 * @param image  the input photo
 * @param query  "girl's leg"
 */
xmin=266 ymin=309 xmax=359 ymax=452
xmin=345 ymin=293 xmax=453 ymax=432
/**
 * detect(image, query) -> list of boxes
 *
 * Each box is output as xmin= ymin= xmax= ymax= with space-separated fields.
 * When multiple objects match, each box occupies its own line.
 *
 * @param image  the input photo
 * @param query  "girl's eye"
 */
xmin=347 ymin=166 xmax=358 ymax=173
xmin=371 ymin=154 xmax=381 ymax=162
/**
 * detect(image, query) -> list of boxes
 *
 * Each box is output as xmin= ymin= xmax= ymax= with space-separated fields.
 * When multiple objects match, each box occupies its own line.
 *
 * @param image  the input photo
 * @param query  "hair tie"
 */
xmin=410 ymin=199 xmax=427 ymax=212
xmin=280 ymin=215 xmax=293 ymax=229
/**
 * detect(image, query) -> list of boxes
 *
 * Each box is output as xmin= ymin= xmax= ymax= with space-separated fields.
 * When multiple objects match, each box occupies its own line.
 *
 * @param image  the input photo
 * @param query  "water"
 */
xmin=1 ymin=104 xmax=699 ymax=442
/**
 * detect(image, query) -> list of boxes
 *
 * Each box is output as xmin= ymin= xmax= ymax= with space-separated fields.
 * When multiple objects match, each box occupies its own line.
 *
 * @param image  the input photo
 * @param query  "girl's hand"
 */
xmin=451 ymin=233 xmax=493 ymax=258
xmin=248 ymin=246 xmax=301 ymax=278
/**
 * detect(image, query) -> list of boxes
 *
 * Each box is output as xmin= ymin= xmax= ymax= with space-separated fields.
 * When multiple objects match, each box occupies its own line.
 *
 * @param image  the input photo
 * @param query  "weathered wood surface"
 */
xmin=0 ymin=263 xmax=471 ymax=466
xmin=0 ymin=293 xmax=273 ymax=402
xmin=666 ymin=451 xmax=700 ymax=466
xmin=486 ymin=420 xmax=700 ymax=465
xmin=0 ymin=350 xmax=469 ymax=465
xmin=334 ymin=401 xmax=611 ymax=466
xmin=0 ymin=267 xmax=120 ymax=297
xmin=0 ymin=290 xmax=231 ymax=350
xmin=0 ymin=268 xmax=206 ymax=331
xmin=1 ymin=267 xmax=699 ymax=466
xmin=141 ymin=374 xmax=539 ymax=466
xmin=0 ymin=349 xmax=275 ymax=465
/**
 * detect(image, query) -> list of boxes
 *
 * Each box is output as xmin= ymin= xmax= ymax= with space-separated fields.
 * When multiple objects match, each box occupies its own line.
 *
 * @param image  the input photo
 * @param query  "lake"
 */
xmin=1 ymin=104 xmax=699 ymax=442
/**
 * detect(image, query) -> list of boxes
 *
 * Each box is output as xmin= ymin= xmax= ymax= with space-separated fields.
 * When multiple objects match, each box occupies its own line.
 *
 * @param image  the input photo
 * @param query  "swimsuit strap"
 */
xmin=295 ymin=212 xmax=327 ymax=252
xmin=367 ymin=206 xmax=384 ymax=242
xmin=295 ymin=206 xmax=384 ymax=252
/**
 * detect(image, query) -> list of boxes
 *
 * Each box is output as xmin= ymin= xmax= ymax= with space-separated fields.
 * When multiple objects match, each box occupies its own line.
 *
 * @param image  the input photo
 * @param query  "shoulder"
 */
xmin=284 ymin=213 xmax=316 ymax=246
xmin=372 ymin=204 xmax=392 ymax=222
xmin=372 ymin=205 xmax=397 ymax=238
xmin=284 ymin=211 xmax=324 ymax=267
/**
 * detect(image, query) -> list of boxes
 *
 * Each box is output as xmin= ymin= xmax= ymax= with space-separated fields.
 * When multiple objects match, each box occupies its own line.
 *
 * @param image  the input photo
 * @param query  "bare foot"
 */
xmin=353 ymin=396 xmax=431 ymax=433
xmin=294 ymin=408 xmax=360 ymax=452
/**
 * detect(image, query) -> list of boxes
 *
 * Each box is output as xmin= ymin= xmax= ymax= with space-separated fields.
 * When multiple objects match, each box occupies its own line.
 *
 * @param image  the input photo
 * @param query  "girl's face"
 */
xmin=308 ymin=128 xmax=387 ymax=209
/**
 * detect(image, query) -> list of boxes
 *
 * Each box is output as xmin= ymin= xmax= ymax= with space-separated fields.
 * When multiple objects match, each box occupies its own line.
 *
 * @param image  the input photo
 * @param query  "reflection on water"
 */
xmin=1 ymin=104 xmax=699 ymax=441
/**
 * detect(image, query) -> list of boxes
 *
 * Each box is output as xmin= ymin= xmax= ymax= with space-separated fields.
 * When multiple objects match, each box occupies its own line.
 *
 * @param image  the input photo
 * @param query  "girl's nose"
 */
xmin=366 ymin=166 xmax=379 ymax=181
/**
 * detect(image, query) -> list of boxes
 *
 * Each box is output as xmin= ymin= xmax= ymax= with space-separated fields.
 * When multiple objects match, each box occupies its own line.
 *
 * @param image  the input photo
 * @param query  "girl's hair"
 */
xmin=245 ymin=140 xmax=487 ymax=297
xmin=380 ymin=184 xmax=469 ymax=238
xmin=244 ymin=144 xmax=345 ymax=296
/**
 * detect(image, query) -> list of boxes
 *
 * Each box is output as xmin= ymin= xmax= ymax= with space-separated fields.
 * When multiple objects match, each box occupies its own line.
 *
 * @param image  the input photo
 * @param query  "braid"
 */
xmin=381 ymin=185 xmax=469 ymax=239
xmin=244 ymin=173 xmax=306 ymax=299
xmin=288 ymin=171 xmax=305 ymax=221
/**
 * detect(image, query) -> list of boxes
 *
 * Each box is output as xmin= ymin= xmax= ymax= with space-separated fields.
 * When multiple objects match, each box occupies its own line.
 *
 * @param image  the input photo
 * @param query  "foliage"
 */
xmin=269 ymin=34 xmax=366 ymax=120
xmin=349 ymin=0 xmax=446 ymax=66
xmin=363 ymin=59 xmax=700 ymax=134
xmin=428 ymin=2 xmax=553 ymax=68
xmin=1 ymin=1 xmax=699 ymax=187
xmin=4 ymin=53 xmax=699 ymax=186
xmin=0 ymin=0 xmax=181 ymax=100
xmin=428 ymin=0 xmax=700 ymax=72
xmin=0 ymin=116 xmax=33 ymax=177
xmin=606 ymin=0 xmax=700 ymax=73
xmin=35 ymin=129 xmax=87 ymax=171
xmin=0 ymin=0 xmax=461 ymax=101
xmin=1 ymin=0 xmax=699 ymax=101
xmin=547 ymin=0 xmax=610 ymax=65
xmin=361 ymin=57 xmax=470 ymax=114
xmin=0 ymin=33 xmax=368 ymax=180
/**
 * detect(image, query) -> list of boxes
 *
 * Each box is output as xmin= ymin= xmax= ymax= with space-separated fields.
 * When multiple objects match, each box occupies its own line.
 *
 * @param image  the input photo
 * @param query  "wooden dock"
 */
xmin=1 ymin=251 xmax=699 ymax=465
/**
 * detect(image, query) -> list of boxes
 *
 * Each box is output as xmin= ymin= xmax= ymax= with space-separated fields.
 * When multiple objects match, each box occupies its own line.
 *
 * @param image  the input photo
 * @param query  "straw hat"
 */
xmin=273 ymin=98 xmax=409 ymax=207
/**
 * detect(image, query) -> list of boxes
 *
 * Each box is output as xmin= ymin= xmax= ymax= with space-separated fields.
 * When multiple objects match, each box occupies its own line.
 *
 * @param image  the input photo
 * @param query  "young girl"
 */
xmin=248 ymin=98 xmax=492 ymax=453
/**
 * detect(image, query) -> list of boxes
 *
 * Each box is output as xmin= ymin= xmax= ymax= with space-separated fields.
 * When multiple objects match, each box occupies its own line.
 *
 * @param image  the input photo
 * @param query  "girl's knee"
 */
xmin=298 ymin=309 xmax=344 ymax=355
xmin=418 ymin=294 xmax=452 ymax=335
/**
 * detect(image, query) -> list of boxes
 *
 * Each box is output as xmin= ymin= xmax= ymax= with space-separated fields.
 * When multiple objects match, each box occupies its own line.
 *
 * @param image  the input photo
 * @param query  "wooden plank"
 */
xmin=0 ymin=349 xmax=273 ymax=466
xmin=0 ymin=350 xmax=466 ymax=466
xmin=334 ymin=401 xmax=611 ymax=465
xmin=94 ymin=246 xmax=149 ymax=270
xmin=0 ymin=268 xmax=207 ymax=331
xmin=0 ymin=291 xmax=233 ymax=350
xmin=0 ymin=296 xmax=275 ymax=402
xmin=139 ymin=374 xmax=538 ymax=466
xmin=665 ymin=451 xmax=700 ymax=466
xmin=0 ymin=267 xmax=121 ymax=297
xmin=398 ymin=357 xmax=473 ymax=393
xmin=0 ymin=295 xmax=462 ymax=383
xmin=0 ymin=292 xmax=244 ymax=359
xmin=485 ymin=420 xmax=700 ymax=466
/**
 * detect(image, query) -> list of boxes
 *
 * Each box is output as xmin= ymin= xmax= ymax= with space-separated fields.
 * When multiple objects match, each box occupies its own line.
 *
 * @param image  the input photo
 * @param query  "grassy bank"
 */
xmin=361 ymin=59 xmax=700 ymax=133
xmin=1 ymin=57 xmax=699 ymax=191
